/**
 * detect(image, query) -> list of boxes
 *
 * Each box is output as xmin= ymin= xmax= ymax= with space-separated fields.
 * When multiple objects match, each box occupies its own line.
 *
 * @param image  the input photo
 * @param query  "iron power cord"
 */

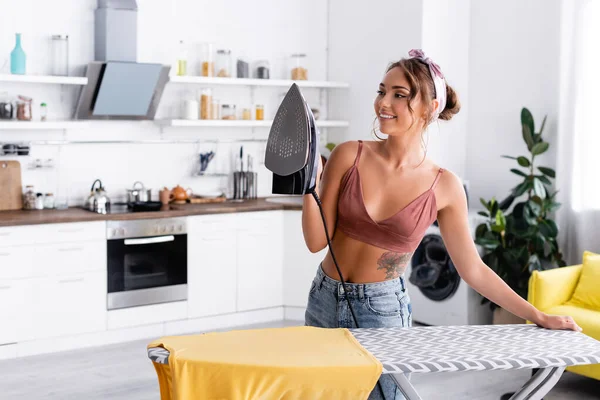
xmin=308 ymin=189 xmax=388 ymax=400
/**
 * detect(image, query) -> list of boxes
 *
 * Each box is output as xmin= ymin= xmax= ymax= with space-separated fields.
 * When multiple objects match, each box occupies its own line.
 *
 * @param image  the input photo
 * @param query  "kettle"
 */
xmin=87 ymin=179 xmax=111 ymax=214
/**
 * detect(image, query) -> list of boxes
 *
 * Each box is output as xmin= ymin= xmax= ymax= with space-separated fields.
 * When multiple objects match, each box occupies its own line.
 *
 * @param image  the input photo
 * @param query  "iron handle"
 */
xmin=125 ymin=235 xmax=175 ymax=246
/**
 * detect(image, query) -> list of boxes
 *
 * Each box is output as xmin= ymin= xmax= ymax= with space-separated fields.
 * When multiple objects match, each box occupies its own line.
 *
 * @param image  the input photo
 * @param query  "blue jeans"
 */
xmin=304 ymin=264 xmax=412 ymax=400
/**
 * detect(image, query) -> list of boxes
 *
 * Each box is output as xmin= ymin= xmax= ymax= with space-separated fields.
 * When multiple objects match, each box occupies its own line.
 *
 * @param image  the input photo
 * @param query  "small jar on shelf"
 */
xmin=35 ymin=193 xmax=44 ymax=210
xmin=16 ymin=96 xmax=32 ymax=121
xmin=176 ymin=40 xmax=188 ymax=76
xmin=216 ymin=49 xmax=232 ymax=78
xmin=241 ymin=107 xmax=251 ymax=120
xmin=201 ymin=43 xmax=215 ymax=77
xmin=290 ymin=53 xmax=308 ymax=80
xmin=211 ymin=99 xmax=221 ymax=120
xmin=255 ymin=60 xmax=270 ymax=79
xmin=40 ymin=102 xmax=47 ymax=121
xmin=50 ymin=34 xmax=69 ymax=76
xmin=44 ymin=193 xmax=55 ymax=209
xmin=255 ymin=104 xmax=264 ymax=120
xmin=200 ymin=88 xmax=212 ymax=120
xmin=221 ymin=104 xmax=236 ymax=120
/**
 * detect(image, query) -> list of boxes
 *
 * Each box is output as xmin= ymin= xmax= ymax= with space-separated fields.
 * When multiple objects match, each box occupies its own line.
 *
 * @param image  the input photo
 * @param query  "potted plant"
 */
xmin=475 ymin=108 xmax=566 ymax=324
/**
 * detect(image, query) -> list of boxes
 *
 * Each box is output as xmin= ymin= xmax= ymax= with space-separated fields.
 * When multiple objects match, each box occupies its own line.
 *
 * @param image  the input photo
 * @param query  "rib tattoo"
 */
xmin=377 ymin=252 xmax=413 ymax=279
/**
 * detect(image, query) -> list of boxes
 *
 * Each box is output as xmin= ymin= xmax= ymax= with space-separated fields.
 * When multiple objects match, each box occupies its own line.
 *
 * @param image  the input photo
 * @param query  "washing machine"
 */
xmin=405 ymin=211 xmax=493 ymax=326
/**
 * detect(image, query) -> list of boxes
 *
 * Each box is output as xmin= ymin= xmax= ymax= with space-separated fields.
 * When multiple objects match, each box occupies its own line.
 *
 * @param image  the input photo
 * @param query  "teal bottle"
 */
xmin=10 ymin=33 xmax=26 ymax=75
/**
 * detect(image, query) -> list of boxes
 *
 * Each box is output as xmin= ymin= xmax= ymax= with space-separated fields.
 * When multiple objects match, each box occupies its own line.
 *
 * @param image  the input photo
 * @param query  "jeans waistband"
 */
xmin=314 ymin=263 xmax=406 ymax=297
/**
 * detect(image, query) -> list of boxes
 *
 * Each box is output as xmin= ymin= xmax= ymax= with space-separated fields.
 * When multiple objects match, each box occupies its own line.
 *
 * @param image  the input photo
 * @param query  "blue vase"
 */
xmin=10 ymin=33 xmax=26 ymax=75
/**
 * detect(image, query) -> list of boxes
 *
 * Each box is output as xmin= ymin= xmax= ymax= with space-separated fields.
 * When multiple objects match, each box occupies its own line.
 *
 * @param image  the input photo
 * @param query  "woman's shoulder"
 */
xmin=326 ymin=140 xmax=362 ymax=166
xmin=427 ymin=163 xmax=467 ymax=209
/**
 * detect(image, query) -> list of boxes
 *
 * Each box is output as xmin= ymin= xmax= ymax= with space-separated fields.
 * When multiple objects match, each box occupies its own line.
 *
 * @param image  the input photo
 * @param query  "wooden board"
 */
xmin=0 ymin=160 xmax=23 ymax=211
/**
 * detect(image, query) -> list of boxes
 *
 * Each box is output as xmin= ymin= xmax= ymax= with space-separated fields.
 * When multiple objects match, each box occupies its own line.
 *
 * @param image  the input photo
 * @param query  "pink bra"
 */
xmin=336 ymin=140 xmax=442 ymax=254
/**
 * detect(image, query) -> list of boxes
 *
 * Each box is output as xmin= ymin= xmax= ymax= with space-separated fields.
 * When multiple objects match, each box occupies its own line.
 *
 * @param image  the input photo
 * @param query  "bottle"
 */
xmin=10 ymin=33 xmax=26 ymax=75
xmin=40 ymin=103 xmax=47 ymax=121
xmin=44 ymin=193 xmax=55 ymax=209
xmin=177 ymin=40 xmax=187 ymax=76
xmin=35 ymin=193 xmax=44 ymax=210
xmin=50 ymin=35 xmax=69 ymax=76
xmin=255 ymin=105 xmax=264 ymax=121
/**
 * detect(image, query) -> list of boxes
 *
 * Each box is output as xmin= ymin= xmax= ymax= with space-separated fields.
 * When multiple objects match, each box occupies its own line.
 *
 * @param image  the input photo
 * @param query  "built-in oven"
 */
xmin=106 ymin=218 xmax=187 ymax=310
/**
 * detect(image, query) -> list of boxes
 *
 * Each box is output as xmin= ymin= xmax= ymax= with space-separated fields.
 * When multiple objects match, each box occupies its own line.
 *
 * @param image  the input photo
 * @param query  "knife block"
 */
xmin=233 ymin=171 xmax=257 ymax=200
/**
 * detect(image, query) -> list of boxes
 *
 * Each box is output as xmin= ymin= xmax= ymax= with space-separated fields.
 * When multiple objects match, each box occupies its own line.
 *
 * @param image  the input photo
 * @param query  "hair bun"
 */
xmin=439 ymin=85 xmax=460 ymax=121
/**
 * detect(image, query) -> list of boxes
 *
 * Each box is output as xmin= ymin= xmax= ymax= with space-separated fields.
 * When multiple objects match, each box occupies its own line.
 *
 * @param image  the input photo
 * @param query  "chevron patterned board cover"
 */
xmin=148 ymin=324 xmax=600 ymax=375
xmin=350 ymin=324 xmax=600 ymax=374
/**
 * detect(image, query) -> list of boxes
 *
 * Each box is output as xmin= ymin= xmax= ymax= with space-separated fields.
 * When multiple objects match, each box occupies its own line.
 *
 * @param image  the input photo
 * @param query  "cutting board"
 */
xmin=0 ymin=160 xmax=23 ymax=211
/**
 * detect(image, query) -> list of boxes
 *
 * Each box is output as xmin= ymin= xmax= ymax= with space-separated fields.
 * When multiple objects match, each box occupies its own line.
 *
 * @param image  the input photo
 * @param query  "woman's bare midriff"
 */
xmin=320 ymin=229 xmax=412 ymax=284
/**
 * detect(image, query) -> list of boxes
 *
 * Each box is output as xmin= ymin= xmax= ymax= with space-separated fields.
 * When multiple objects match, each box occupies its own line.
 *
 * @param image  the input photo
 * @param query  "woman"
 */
xmin=302 ymin=49 xmax=582 ymax=400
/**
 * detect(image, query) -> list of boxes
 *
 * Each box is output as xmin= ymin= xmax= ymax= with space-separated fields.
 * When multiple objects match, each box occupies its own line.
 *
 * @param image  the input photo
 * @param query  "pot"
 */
xmin=171 ymin=185 xmax=192 ymax=202
xmin=127 ymin=181 xmax=151 ymax=203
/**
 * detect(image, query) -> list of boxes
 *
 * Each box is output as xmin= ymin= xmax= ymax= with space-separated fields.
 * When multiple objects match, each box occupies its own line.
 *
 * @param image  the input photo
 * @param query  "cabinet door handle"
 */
xmin=0 ymin=285 xmax=11 ymax=290
xmin=58 ymin=278 xmax=84 ymax=284
xmin=58 ymin=247 xmax=84 ymax=252
xmin=0 ymin=232 xmax=11 ymax=237
xmin=125 ymin=236 xmax=174 ymax=246
xmin=0 ymin=252 xmax=11 ymax=257
xmin=58 ymin=228 xmax=84 ymax=233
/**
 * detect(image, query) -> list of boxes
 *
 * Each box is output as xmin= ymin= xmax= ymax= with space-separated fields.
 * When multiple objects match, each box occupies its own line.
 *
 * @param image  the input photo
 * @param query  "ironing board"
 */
xmin=147 ymin=324 xmax=600 ymax=400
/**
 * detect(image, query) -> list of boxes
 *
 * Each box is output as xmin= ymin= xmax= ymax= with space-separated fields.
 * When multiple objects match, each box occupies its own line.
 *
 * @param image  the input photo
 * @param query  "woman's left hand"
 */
xmin=535 ymin=313 xmax=583 ymax=332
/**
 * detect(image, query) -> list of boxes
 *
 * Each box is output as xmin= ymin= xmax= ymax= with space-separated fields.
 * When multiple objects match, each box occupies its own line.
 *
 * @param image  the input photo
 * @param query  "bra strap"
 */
xmin=430 ymin=168 xmax=444 ymax=190
xmin=354 ymin=140 xmax=363 ymax=166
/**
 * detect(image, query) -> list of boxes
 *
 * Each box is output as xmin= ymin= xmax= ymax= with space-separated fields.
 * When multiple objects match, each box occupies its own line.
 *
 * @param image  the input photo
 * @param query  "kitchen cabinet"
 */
xmin=283 ymin=211 xmax=328 ymax=308
xmin=0 ymin=280 xmax=31 ymax=345
xmin=188 ymin=214 xmax=238 ymax=318
xmin=236 ymin=211 xmax=284 ymax=312
xmin=30 ymin=270 xmax=106 ymax=340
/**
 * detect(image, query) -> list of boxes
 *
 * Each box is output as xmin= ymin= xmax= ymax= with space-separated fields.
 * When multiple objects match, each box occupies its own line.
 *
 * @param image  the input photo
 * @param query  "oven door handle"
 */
xmin=124 ymin=235 xmax=175 ymax=246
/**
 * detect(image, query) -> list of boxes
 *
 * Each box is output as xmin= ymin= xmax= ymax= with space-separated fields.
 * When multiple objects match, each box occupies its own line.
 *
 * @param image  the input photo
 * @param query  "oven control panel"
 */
xmin=106 ymin=218 xmax=187 ymax=239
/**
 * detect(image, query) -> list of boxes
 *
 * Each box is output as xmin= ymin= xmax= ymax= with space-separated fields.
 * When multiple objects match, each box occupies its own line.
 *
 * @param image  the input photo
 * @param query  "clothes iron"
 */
xmin=265 ymin=83 xmax=320 ymax=195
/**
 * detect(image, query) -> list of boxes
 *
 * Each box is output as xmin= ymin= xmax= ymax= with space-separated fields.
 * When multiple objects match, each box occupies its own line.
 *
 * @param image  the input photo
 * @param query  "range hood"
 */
xmin=74 ymin=0 xmax=170 ymax=120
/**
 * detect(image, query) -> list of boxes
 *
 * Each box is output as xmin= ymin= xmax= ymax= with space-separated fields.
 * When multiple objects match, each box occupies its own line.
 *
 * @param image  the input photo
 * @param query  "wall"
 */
xmin=465 ymin=0 xmax=561 ymax=206
xmin=0 ymin=0 xmax=331 ymax=206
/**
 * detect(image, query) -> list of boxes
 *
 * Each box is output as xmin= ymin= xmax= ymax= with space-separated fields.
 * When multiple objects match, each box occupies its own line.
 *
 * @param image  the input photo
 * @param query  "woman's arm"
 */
xmin=302 ymin=141 xmax=357 ymax=253
xmin=435 ymin=171 xmax=582 ymax=331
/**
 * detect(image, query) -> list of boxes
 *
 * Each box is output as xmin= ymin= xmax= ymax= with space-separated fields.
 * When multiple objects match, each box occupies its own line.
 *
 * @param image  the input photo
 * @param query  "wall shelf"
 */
xmin=0 ymin=74 xmax=88 ymax=85
xmin=156 ymin=119 xmax=349 ymax=128
xmin=168 ymin=76 xmax=349 ymax=89
xmin=0 ymin=121 xmax=88 ymax=130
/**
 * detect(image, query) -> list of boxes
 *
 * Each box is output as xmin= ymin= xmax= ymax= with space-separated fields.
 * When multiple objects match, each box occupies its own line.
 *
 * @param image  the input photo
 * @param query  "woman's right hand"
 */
xmin=315 ymin=155 xmax=324 ymax=191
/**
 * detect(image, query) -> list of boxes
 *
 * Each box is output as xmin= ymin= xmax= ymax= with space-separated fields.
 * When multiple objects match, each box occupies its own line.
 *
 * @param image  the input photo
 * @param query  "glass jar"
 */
xmin=236 ymin=58 xmax=249 ymax=78
xmin=35 ymin=193 xmax=44 ymax=210
xmin=201 ymin=43 xmax=215 ymax=77
xmin=211 ymin=99 xmax=221 ymax=120
xmin=0 ymin=93 xmax=14 ymax=120
xmin=44 ymin=193 xmax=55 ymax=209
xmin=40 ymin=102 xmax=47 ymax=121
xmin=50 ymin=35 xmax=69 ymax=76
xmin=255 ymin=104 xmax=264 ymax=120
xmin=290 ymin=53 xmax=308 ymax=80
xmin=200 ymin=88 xmax=212 ymax=120
xmin=23 ymin=185 xmax=37 ymax=210
xmin=255 ymin=60 xmax=270 ymax=79
xmin=16 ymin=95 xmax=32 ymax=121
xmin=221 ymin=104 xmax=236 ymax=120
xmin=216 ymin=49 xmax=232 ymax=78
xmin=242 ymin=108 xmax=251 ymax=120
xmin=176 ymin=40 xmax=187 ymax=76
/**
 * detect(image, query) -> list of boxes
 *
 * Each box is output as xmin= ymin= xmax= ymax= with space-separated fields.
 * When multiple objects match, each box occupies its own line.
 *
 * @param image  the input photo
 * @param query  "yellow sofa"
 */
xmin=528 ymin=251 xmax=600 ymax=380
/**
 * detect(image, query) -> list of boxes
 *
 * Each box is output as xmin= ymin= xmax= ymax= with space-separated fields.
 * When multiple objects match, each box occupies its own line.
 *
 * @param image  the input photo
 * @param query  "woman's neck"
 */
xmin=380 ymin=133 xmax=426 ymax=169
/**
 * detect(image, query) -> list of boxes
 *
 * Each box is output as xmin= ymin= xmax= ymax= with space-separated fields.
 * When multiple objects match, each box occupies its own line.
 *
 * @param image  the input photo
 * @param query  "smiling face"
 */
xmin=374 ymin=66 xmax=428 ymax=137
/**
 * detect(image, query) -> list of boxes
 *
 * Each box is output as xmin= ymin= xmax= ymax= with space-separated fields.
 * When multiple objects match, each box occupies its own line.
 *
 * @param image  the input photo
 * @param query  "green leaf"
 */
xmin=513 ymin=181 xmax=530 ymax=197
xmin=522 ymin=124 xmax=534 ymax=150
xmin=491 ymin=200 xmax=499 ymax=218
xmin=478 ymin=211 xmax=489 ymax=218
xmin=475 ymin=238 xmax=501 ymax=250
xmin=501 ymin=155 xmax=518 ymax=160
xmin=545 ymin=220 xmax=559 ymax=237
xmin=538 ymin=166 xmax=555 ymax=178
xmin=533 ymin=178 xmax=546 ymax=199
xmin=548 ymin=201 xmax=562 ymax=212
xmin=517 ymin=157 xmax=531 ymax=167
xmin=511 ymin=168 xmax=528 ymax=177
xmin=536 ymin=175 xmax=552 ymax=185
xmin=531 ymin=142 xmax=549 ymax=156
xmin=499 ymin=194 xmax=515 ymax=211
xmin=475 ymin=223 xmax=488 ymax=239
xmin=521 ymin=108 xmax=535 ymax=148
xmin=539 ymin=115 xmax=547 ymax=135
xmin=480 ymin=198 xmax=489 ymax=211
xmin=495 ymin=210 xmax=506 ymax=229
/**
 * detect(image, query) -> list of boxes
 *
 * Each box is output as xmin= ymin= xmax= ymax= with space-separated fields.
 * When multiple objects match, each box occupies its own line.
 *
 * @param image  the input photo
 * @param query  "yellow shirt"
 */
xmin=148 ymin=326 xmax=383 ymax=400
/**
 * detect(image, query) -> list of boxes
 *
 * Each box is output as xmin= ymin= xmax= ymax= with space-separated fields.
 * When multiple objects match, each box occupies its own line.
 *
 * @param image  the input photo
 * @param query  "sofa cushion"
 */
xmin=570 ymin=251 xmax=600 ymax=310
xmin=545 ymin=304 xmax=600 ymax=339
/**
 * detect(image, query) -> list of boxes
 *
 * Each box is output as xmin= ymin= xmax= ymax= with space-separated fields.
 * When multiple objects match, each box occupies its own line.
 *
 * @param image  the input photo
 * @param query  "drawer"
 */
xmin=0 ymin=280 xmax=31 ymax=344
xmin=0 ymin=246 xmax=33 ymax=279
xmin=0 ymin=225 xmax=35 ymax=247
xmin=188 ymin=214 xmax=237 ymax=234
xmin=31 ymin=240 xmax=106 ymax=277
xmin=34 ymin=221 xmax=106 ymax=244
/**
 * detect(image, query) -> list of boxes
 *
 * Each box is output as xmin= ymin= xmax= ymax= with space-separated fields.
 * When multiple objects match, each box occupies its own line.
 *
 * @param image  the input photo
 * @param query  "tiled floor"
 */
xmin=1 ymin=320 xmax=598 ymax=400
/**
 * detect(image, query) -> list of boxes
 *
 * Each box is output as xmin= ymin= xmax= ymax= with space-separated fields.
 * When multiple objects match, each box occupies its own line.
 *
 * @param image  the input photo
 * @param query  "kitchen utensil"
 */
xmin=129 ymin=201 xmax=162 ymax=212
xmin=127 ymin=181 xmax=151 ymax=203
xmin=87 ymin=179 xmax=111 ymax=214
xmin=0 ymin=160 xmax=23 ymax=211
xmin=170 ymin=185 xmax=192 ymax=203
xmin=159 ymin=187 xmax=171 ymax=205
xmin=199 ymin=151 xmax=215 ymax=173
